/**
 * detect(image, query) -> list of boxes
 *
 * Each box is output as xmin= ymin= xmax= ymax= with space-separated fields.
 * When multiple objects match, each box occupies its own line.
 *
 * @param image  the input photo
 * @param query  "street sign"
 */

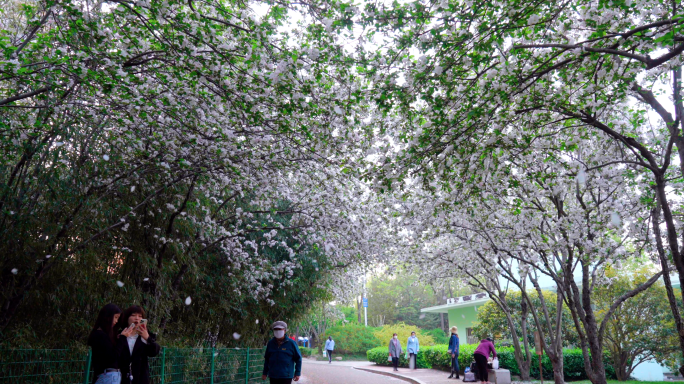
xmin=362 ymin=298 xmax=368 ymax=308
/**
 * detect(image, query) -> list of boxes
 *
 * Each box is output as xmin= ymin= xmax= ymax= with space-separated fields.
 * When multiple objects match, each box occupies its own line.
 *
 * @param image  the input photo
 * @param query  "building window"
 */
xmin=466 ymin=328 xmax=477 ymax=345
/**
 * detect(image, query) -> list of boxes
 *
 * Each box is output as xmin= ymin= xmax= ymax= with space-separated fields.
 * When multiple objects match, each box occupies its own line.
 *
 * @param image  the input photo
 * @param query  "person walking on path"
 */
xmin=117 ymin=305 xmax=161 ymax=384
xmin=325 ymin=336 xmax=335 ymax=364
xmin=262 ymin=321 xmax=302 ymax=384
xmin=88 ymin=304 xmax=136 ymax=384
xmin=388 ymin=333 xmax=402 ymax=372
xmin=473 ymin=337 xmax=497 ymax=384
xmin=406 ymin=331 xmax=419 ymax=370
xmin=447 ymin=326 xmax=460 ymax=379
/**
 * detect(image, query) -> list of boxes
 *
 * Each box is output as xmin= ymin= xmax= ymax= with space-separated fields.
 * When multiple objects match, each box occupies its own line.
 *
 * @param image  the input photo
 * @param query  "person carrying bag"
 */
xmin=388 ymin=333 xmax=402 ymax=372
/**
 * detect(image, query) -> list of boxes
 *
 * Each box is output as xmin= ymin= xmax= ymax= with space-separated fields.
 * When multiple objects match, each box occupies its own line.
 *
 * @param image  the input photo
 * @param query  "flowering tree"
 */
xmin=389 ymin=130 xmax=664 ymax=384
xmin=0 ymin=0 xmax=391 ymax=342
xmin=352 ymin=0 xmax=684 ymax=378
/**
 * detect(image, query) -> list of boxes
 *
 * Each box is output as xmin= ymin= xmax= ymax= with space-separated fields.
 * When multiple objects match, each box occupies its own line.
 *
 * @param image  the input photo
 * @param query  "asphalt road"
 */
xmin=297 ymin=361 xmax=408 ymax=384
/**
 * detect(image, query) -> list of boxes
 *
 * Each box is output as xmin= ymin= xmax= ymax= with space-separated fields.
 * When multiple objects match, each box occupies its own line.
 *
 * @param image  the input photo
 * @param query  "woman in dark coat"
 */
xmin=88 ymin=304 xmax=136 ymax=384
xmin=117 ymin=305 xmax=161 ymax=384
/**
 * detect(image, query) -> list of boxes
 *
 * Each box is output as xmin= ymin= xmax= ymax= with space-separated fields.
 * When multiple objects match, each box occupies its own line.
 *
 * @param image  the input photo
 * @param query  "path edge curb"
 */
xmin=353 ymin=366 xmax=427 ymax=384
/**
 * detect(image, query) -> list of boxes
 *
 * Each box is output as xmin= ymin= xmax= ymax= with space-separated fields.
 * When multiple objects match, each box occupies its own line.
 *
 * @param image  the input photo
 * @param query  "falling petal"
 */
xmin=130 ymin=186 xmax=136 ymax=192
xmin=103 ymin=155 xmax=110 ymax=161
xmin=143 ymin=278 xmax=149 ymax=281
xmin=419 ymin=314 xmax=426 ymax=319
xmin=185 ymin=296 xmax=192 ymax=305
xmin=611 ymin=212 xmax=621 ymax=227
xmin=461 ymin=314 xmax=465 ymax=319
xmin=11 ymin=268 xmax=18 ymax=275
xmin=256 ymin=319 xmax=259 ymax=324
xmin=116 ymin=281 xmax=124 ymax=287
xmin=233 ymin=332 xmax=241 ymax=340
xmin=577 ymin=169 xmax=586 ymax=184
xmin=45 ymin=255 xmax=52 ymax=259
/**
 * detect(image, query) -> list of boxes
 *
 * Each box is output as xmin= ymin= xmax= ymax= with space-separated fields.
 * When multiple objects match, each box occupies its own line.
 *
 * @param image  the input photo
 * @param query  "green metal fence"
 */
xmin=0 ymin=347 xmax=265 ymax=384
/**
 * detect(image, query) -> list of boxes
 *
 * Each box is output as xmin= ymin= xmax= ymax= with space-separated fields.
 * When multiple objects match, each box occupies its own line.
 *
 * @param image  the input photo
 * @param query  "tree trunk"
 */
xmin=612 ymin=351 xmax=629 ymax=381
xmin=550 ymin=358 xmax=564 ymax=384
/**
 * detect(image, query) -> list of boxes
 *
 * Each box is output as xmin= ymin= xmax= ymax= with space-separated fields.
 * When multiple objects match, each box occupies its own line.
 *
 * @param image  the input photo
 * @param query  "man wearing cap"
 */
xmin=262 ymin=321 xmax=302 ymax=383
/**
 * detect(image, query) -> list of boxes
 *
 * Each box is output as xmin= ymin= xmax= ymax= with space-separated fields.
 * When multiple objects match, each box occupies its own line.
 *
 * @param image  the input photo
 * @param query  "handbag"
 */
xmin=492 ymin=357 xmax=499 ymax=369
xmin=388 ymin=355 xmax=393 ymax=362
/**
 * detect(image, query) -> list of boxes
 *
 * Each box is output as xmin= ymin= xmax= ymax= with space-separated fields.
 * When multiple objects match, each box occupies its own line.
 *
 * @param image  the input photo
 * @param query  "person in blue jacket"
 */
xmin=406 ymin=331 xmax=420 ymax=370
xmin=262 ymin=321 xmax=302 ymax=384
xmin=448 ymin=326 xmax=460 ymax=379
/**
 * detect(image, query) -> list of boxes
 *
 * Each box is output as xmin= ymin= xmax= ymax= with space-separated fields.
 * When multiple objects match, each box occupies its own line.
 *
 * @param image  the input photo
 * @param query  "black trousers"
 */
xmin=270 ymin=379 xmax=292 ymax=384
xmin=327 ymin=349 xmax=333 ymax=362
xmin=392 ymin=357 xmax=399 ymax=369
xmin=474 ymin=353 xmax=489 ymax=382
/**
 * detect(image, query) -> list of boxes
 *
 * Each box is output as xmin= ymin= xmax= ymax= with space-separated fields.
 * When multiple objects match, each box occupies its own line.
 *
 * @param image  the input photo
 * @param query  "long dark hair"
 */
xmin=89 ymin=303 xmax=121 ymax=345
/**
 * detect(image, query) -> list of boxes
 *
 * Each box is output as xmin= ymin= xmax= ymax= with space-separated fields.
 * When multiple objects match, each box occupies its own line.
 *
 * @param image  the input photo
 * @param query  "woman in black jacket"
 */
xmin=117 ymin=305 xmax=161 ymax=384
xmin=88 ymin=304 xmax=136 ymax=384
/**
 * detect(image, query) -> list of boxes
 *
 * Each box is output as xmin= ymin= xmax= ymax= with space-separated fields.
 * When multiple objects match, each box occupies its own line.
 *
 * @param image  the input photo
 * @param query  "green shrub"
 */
xmin=409 ymin=344 xmax=617 ymax=380
xmin=366 ymin=346 xmax=431 ymax=368
xmin=373 ymin=323 xmax=436 ymax=346
xmin=324 ymin=324 xmax=381 ymax=354
xmin=299 ymin=347 xmax=314 ymax=357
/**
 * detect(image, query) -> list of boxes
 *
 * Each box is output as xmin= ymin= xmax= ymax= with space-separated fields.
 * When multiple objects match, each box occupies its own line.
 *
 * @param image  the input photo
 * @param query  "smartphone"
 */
xmin=138 ymin=319 xmax=147 ymax=328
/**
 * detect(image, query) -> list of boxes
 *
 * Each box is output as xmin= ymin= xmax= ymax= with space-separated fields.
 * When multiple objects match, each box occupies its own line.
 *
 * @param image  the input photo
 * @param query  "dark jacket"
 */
xmin=119 ymin=332 xmax=161 ymax=384
xmin=448 ymin=334 xmax=460 ymax=356
xmin=263 ymin=335 xmax=302 ymax=379
xmin=88 ymin=329 xmax=128 ymax=384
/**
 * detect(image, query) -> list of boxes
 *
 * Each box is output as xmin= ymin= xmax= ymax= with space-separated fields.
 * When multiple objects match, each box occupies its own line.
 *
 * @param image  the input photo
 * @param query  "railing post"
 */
xmin=210 ymin=347 xmax=216 ymax=384
xmin=245 ymin=348 xmax=250 ymax=384
xmin=160 ymin=347 xmax=166 ymax=384
xmin=84 ymin=348 xmax=92 ymax=384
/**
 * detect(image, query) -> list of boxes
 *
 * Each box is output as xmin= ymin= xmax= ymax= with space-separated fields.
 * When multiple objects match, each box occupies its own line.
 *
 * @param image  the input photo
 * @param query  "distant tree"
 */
xmin=595 ymin=266 xmax=680 ymax=381
xmin=473 ymin=290 xmax=578 ymax=348
xmin=365 ymin=271 xmax=448 ymax=329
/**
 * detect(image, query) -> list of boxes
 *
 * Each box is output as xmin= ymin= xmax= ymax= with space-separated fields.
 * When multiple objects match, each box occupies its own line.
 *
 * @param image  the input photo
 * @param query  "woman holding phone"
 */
xmin=117 ymin=305 xmax=161 ymax=384
xmin=88 ymin=304 xmax=136 ymax=384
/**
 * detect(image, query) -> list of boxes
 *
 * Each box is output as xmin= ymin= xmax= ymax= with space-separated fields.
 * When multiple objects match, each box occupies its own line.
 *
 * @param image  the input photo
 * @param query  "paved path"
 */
xmin=299 ymin=360 xmax=410 ymax=384
xmin=298 ymin=360 xmax=464 ymax=384
xmin=354 ymin=364 xmax=460 ymax=384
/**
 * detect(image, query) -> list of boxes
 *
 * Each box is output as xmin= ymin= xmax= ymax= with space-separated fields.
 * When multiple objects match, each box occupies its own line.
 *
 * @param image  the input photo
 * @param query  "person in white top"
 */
xmin=116 ymin=305 xmax=160 ymax=384
xmin=325 ymin=336 xmax=335 ymax=363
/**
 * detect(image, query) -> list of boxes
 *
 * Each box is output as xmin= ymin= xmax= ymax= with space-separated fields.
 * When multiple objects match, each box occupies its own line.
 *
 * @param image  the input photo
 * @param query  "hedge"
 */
xmin=300 ymin=347 xmax=314 ymax=357
xmin=367 ymin=346 xmax=432 ymax=368
xmin=368 ymin=344 xmax=616 ymax=380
